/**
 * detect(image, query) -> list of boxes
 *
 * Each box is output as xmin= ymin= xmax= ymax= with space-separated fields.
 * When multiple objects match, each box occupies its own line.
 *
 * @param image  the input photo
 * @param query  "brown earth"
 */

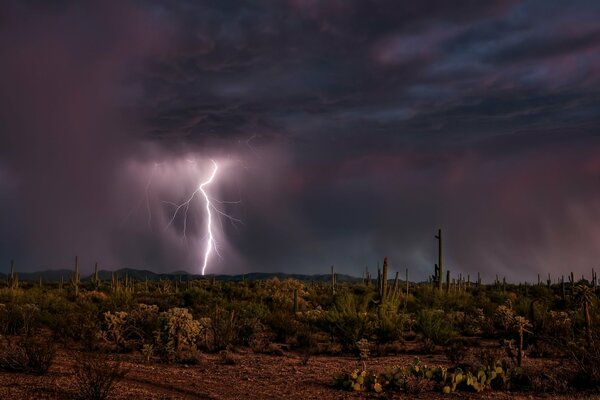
xmin=0 ymin=349 xmax=598 ymax=400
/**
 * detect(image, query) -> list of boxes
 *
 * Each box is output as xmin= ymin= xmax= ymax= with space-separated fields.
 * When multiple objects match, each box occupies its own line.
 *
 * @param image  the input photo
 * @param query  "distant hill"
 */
xmin=14 ymin=269 xmax=73 ymax=282
xmin=2 ymin=268 xmax=366 ymax=283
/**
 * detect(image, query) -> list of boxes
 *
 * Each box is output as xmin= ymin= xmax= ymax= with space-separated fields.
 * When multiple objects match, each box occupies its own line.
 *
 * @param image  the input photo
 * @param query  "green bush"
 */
xmin=415 ymin=309 xmax=456 ymax=345
xmin=320 ymin=291 xmax=373 ymax=353
xmin=374 ymin=299 xmax=407 ymax=344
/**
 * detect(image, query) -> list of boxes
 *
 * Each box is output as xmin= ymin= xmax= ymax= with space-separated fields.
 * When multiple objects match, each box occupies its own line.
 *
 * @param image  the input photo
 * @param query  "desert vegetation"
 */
xmin=0 ymin=253 xmax=600 ymax=399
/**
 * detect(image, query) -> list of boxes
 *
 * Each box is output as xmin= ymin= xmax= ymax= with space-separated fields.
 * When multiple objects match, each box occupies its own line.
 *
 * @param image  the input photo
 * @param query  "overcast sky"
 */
xmin=1 ymin=0 xmax=599 ymax=281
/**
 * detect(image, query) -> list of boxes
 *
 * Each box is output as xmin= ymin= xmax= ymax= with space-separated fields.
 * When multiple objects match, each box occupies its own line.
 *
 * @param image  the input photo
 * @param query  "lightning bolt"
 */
xmin=163 ymin=160 xmax=239 ymax=275
xmin=123 ymin=158 xmax=240 ymax=275
xmin=199 ymin=160 xmax=218 ymax=275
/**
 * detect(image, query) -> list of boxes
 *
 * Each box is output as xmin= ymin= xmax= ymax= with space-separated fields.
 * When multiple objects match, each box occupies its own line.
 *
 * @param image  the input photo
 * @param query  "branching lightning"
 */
xmin=162 ymin=160 xmax=240 ymax=275
xmin=124 ymin=158 xmax=240 ymax=275
xmin=198 ymin=160 xmax=218 ymax=276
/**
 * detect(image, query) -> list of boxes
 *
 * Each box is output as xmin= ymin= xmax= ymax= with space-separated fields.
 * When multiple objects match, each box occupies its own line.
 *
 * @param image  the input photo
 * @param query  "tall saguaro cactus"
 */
xmin=91 ymin=262 xmax=100 ymax=290
xmin=7 ymin=259 xmax=19 ymax=291
xmin=381 ymin=257 xmax=389 ymax=299
xmin=71 ymin=256 xmax=81 ymax=297
xmin=435 ymin=229 xmax=443 ymax=290
xmin=331 ymin=265 xmax=336 ymax=295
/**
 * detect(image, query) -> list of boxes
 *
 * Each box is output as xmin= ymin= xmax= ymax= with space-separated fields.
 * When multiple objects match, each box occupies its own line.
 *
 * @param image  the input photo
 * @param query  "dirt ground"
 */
xmin=0 ymin=349 xmax=598 ymax=400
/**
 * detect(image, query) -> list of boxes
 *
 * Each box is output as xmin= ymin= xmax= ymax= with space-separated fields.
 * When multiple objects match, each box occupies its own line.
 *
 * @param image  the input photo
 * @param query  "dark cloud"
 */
xmin=488 ymin=30 xmax=600 ymax=65
xmin=1 ymin=0 xmax=600 ymax=281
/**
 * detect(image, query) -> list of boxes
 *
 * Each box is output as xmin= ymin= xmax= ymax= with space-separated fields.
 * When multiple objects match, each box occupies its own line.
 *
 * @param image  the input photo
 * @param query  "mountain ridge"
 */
xmin=0 ymin=268 xmax=367 ymax=283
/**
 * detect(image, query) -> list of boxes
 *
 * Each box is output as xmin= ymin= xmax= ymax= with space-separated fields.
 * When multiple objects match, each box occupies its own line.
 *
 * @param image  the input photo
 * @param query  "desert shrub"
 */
xmin=320 ymin=291 xmax=373 ymax=354
xmin=444 ymin=340 xmax=468 ymax=365
xmin=209 ymin=306 xmax=242 ymax=350
xmin=462 ymin=308 xmax=490 ymax=336
xmin=261 ymin=278 xmax=307 ymax=311
xmin=520 ymin=364 xmax=571 ymax=394
xmin=527 ymin=285 xmax=553 ymax=302
xmin=232 ymin=302 xmax=267 ymax=346
xmin=218 ymin=349 xmax=238 ymax=365
xmin=122 ymin=303 xmax=160 ymax=349
xmin=181 ymin=287 xmax=212 ymax=308
xmin=0 ymin=336 xmax=55 ymax=374
xmin=103 ymin=290 xmax=137 ymax=313
xmin=72 ymin=353 xmax=128 ymax=400
xmin=47 ymin=299 xmax=102 ymax=348
xmin=294 ymin=327 xmax=317 ymax=365
xmin=415 ymin=309 xmax=456 ymax=345
xmin=264 ymin=310 xmax=299 ymax=343
xmin=0 ymin=303 xmax=40 ymax=336
xmin=546 ymin=310 xmax=573 ymax=339
xmin=565 ymin=336 xmax=600 ymax=389
xmin=439 ymin=290 xmax=475 ymax=312
xmin=374 ymin=299 xmax=407 ymax=344
xmin=100 ymin=304 xmax=161 ymax=352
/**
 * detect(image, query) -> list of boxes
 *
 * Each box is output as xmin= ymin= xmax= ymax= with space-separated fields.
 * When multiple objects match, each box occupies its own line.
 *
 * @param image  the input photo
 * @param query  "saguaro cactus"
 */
xmin=392 ymin=271 xmax=399 ymax=294
xmin=576 ymin=284 xmax=594 ymax=345
xmin=293 ymin=288 xmax=298 ymax=314
xmin=91 ymin=262 xmax=100 ymax=290
xmin=435 ymin=229 xmax=443 ymax=290
xmin=513 ymin=316 xmax=532 ymax=367
xmin=569 ymin=272 xmax=575 ymax=293
xmin=331 ymin=265 xmax=336 ymax=295
xmin=381 ymin=257 xmax=389 ymax=299
xmin=7 ymin=259 xmax=19 ymax=290
xmin=71 ymin=256 xmax=81 ymax=297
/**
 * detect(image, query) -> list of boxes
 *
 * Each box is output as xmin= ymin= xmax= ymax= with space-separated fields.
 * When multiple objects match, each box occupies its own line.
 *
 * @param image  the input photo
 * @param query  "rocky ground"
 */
xmin=0 ymin=348 xmax=598 ymax=399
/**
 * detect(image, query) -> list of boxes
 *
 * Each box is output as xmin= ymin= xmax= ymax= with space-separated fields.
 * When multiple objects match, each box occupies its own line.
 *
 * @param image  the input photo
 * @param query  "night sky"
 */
xmin=1 ymin=1 xmax=599 ymax=282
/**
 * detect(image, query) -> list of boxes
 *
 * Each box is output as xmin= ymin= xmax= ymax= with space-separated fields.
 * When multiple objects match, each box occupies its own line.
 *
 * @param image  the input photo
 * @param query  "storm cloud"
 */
xmin=1 ymin=0 xmax=599 ymax=282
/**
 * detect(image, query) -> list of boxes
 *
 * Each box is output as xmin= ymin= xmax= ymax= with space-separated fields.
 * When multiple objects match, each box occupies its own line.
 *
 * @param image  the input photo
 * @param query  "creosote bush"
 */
xmin=0 ymin=336 xmax=55 ymax=374
xmin=415 ymin=309 xmax=456 ymax=345
xmin=73 ymin=353 xmax=128 ymax=400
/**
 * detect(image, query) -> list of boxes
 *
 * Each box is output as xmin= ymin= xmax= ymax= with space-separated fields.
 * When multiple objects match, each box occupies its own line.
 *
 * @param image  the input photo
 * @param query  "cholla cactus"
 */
xmin=141 ymin=344 xmax=154 ymax=362
xmin=356 ymin=338 xmax=370 ymax=362
xmin=263 ymin=278 xmax=307 ymax=311
xmin=104 ymin=311 xmax=128 ymax=350
xmin=513 ymin=316 xmax=532 ymax=367
xmin=156 ymin=307 xmax=201 ymax=362
xmin=548 ymin=311 xmax=572 ymax=338
xmin=494 ymin=305 xmax=515 ymax=332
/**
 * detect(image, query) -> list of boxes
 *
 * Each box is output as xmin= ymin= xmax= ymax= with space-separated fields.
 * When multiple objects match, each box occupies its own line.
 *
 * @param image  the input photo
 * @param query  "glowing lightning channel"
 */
xmin=163 ymin=159 xmax=240 ymax=275
xmin=199 ymin=160 xmax=218 ymax=275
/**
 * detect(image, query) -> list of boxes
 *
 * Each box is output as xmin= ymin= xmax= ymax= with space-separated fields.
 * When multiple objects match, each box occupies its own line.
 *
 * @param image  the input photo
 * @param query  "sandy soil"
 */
xmin=0 ymin=349 xmax=598 ymax=399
